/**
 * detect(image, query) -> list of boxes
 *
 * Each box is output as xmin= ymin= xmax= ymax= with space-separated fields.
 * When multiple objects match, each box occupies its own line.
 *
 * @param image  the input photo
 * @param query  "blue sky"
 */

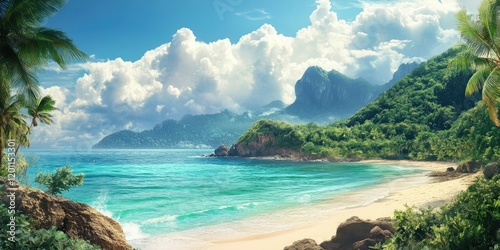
xmin=32 ymin=0 xmax=481 ymax=148
xmin=44 ymin=0 xmax=397 ymax=61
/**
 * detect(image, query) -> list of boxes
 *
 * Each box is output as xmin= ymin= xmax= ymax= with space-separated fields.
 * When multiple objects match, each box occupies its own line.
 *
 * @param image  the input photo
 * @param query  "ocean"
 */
xmin=24 ymin=149 xmax=425 ymax=248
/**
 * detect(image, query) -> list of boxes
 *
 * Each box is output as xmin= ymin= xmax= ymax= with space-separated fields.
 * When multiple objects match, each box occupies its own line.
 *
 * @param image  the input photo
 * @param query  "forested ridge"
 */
xmin=237 ymin=45 xmax=500 ymax=162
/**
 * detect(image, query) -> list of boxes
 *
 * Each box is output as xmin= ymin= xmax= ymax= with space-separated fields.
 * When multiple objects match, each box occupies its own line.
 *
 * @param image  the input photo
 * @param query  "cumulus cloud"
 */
xmin=30 ymin=0 xmax=476 ymax=148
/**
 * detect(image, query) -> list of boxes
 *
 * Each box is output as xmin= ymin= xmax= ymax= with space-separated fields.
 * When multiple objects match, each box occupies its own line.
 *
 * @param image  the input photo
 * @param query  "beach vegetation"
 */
xmin=35 ymin=165 xmax=84 ymax=195
xmin=0 ymin=203 xmax=100 ymax=249
xmin=448 ymin=0 xmax=500 ymax=126
xmin=0 ymin=0 xmax=88 ymax=164
xmin=385 ymin=175 xmax=500 ymax=249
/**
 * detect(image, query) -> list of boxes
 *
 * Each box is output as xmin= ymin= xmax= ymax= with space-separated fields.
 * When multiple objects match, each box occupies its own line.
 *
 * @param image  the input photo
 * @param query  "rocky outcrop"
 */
xmin=456 ymin=159 xmax=484 ymax=173
xmin=214 ymin=144 xmax=230 ymax=156
xmin=2 ymin=184 xmax=131 ymax=250
xmin=284 ymin=239 xmax=324 ymax=250
xmin=319 ymin=216 xmax=394 ymax=250
xmin=484 ymin=161 xmax=500 ymax=180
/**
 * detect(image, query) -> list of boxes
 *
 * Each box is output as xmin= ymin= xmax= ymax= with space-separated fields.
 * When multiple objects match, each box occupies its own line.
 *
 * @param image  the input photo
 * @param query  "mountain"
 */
xmin=94 ymin=63 xmax=417 ymax=149
xmin=228 ymin=44 xmax=499 ymax=162
xmin=285 ymin=63 xmax=419 ymax=121
xmin=93 ymin=110 xmax=257 ymax=149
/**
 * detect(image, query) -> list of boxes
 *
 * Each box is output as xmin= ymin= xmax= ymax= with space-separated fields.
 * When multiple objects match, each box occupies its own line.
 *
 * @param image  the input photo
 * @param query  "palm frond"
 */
xmin=5 ymin=0 xmax=66 ymax=28
xmin=19 ymin=27 xmax=89 ymax=69
xmin=482 ymin=67 xmax=500 ymax=102
xmin=457 ymin=9 xmax=493 ymax=57
xmin=485 ymin=98 xmax=500 ymax=126
xmin=448 ymin=48 xmax=493 ymax=74
xmin=465 ymin=64 xmax=495 ymax=96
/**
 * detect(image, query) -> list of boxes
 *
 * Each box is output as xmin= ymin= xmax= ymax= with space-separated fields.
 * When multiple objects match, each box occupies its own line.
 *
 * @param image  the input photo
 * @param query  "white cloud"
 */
xmin=235 ymin=9 xmax=272 ymax=21
xmin=28 ymin=0 xmax=475 ymax=148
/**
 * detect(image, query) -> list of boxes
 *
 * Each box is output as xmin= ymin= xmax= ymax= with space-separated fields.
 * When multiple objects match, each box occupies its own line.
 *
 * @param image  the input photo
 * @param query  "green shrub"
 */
xmin=35 ymin=165 xmax=84 ymax=195
xmin=385 ymin=176 xmax=500 ymax=249
xmin=0 ymin=204 xmax=100 ymax=250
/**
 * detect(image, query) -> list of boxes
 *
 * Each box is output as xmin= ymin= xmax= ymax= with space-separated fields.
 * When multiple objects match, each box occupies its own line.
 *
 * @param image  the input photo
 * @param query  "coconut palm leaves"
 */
xmin=27 ymin=95 xmax=57 ymax=128
xmin=0 ymin=0 xmax=88 ymax=104
xmin=0 ymin=93 xmax=29 ymax=163
xmin=449 ymin=0 xmax=500 ymax=126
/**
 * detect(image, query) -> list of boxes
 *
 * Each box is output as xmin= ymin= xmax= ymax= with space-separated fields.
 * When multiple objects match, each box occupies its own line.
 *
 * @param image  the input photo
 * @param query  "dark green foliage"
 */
xmin=385 ymin=176 xmax=500 ymax=250
xmin=35 ymin=165 xmax=84 ymax=195
xmin=238 ymin=120 xmax=305 ymax=150
xmin=236 ymin=45 xmax=500 ymax=162
xmin=0 ymin=204 xmax=100 ymax=250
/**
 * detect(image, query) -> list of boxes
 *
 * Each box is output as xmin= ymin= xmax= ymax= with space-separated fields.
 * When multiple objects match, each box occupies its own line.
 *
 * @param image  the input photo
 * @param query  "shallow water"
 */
xmin=24 ymin=149 xmax=423 ymax=242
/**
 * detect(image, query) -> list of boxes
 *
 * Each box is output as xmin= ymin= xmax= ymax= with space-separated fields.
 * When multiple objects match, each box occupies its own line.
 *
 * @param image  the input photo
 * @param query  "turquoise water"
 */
xmin=24 ymin=149 xmax=423 ymax=241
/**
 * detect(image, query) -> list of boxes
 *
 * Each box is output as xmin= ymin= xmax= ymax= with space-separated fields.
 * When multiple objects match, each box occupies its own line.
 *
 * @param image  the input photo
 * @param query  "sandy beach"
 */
xmin=207 ymin=160 xmax=479 ymax=250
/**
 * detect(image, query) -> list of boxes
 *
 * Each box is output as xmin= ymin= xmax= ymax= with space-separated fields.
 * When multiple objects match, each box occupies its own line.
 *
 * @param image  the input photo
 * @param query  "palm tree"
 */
xmin=449 ymin=0 xmax=500 ymax=126
xmin=0 ymin=93 xmax=30 ymax=164
xmin=0 ymin=0 xmax=88 ymax=104
xmin=14 ymin=95 xmax=58 ymax=155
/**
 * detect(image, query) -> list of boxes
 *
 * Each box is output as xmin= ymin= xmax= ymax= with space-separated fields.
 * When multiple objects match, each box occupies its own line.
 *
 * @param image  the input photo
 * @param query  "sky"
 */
xmin=32 ymin=0 xmax=481 ymax=149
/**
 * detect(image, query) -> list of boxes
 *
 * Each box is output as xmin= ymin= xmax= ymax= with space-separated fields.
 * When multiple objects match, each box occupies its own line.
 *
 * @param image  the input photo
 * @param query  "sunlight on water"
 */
xmin=25 ymin=149 xmax=424 ymax=241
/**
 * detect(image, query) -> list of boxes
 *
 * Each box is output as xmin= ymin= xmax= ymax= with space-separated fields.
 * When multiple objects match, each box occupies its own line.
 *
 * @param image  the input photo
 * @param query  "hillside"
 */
xmin=284 ymin=63 xmax=419 ymax=120
xmin=93 ymin=110 xmax=257 ymax=149
xmin=229 ymin=45 xmax=500 ymax=162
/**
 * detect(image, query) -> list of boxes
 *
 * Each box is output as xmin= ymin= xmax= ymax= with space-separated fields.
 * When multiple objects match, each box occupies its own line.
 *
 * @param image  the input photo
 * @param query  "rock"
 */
xmin=228 ymin=144 xmax=239 ymax=156
xmin=284 ymin=239 xmax=324 ymax=250
xmin=446 ymin=167 xmax=455 ymax=172
xmin=2 ymin=184 xmax=132 ymax=250
xmin=214 ymin=144 xmax=230 ymax=157
xmin=456 ymin=159 xmax=484 ymax=173
xmin=370 ymin=226 xmax=393 ymax=240
xmin=484 ymin=161 xmax=500 ymax=180
xmin=352 ymin=238 xmax=377 ymax=250
xmin=320 ymin=216 xmax=394 ymax=250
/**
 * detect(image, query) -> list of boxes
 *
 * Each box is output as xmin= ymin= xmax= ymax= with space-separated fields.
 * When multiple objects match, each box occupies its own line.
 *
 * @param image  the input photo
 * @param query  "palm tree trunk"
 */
xmin=14 ymin=123 xmax=33 ymax=156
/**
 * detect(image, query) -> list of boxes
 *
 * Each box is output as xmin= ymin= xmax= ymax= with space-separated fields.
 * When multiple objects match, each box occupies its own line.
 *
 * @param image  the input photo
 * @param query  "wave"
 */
xmin=90 ymin=191 xmax=149 ymax=240
xmin=122 ymin=222 xmax=149 ymax=240
xmin=91 ymin=191 xmax=113 ymax=218
xmin=142 ymin=202 xmax=267 ymax=226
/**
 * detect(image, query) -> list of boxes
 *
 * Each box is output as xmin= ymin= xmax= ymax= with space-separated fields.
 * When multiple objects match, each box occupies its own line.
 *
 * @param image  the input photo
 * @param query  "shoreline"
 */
xmin=130 ymin=160 xmax=479 ymax=250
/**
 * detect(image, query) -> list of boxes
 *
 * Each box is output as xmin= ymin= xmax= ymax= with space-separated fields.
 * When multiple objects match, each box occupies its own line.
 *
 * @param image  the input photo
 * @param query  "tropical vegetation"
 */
xmin=237 ymin=45 xmax=500 ymax=162
xmin=35 ymin=165 xmax=84 ymax=195
xmin=0 ymin=0 xmax=87 ymax=163
xmin=0 ymin=204 xmax=100 ymax=250
xmin=450 ymin=0 xmax=500 ymax=126
xmin=384 ymin=175 xmax=500 ymax=249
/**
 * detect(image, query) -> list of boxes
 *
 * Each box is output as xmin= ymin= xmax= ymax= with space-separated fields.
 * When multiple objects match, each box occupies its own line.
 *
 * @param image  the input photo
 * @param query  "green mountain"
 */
xmin=230 ymin=45 xmax=500 ymax=162
xmin=93 ymin=110 xmax=257 ymax=149
xmin=285 ymin=63 xmax=419 ymax=120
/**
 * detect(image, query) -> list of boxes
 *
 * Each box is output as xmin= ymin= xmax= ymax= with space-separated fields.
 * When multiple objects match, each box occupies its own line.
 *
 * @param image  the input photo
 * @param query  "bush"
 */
xmin=35 ymin=165 xmax=84 ymax=195
xmin=0 ymin=204 xmax=100 ymax=250
xmin=385 ymin=176 xmax=500 ymax=249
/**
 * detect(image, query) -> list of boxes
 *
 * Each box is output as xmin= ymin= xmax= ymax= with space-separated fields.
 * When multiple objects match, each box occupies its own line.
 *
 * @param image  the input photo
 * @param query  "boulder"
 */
xmin=2 ymin=184 xmax=132 ymax=250
xmin=214 ymin=144 xmax=230 ymax=157
xmin=320 ymin=216 xmax=394 ymax=250
xmin=284 ymin=239 xmax=324 ymax=250
xmin=456 ymin=159 xmax=484 ymax=173
xmin=484 ymin=161 xmax=500 ymax=180
xmin=370 ymin=226 xmax=393 ymax=240
xmin=446 ymin=167 xmax=455 ymax=172
xmin=352 ymin=238 xmax=377 ymax=250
